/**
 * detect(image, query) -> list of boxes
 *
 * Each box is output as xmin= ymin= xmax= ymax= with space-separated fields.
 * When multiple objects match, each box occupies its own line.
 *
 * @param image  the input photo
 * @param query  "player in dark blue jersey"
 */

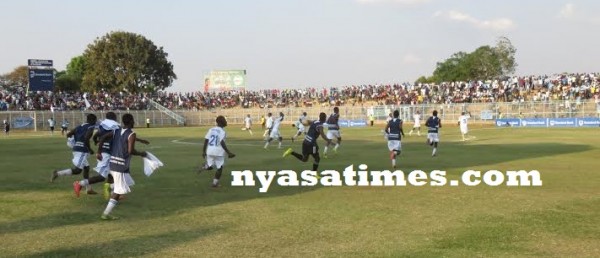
xmin=283 ymin=113 xmax=332 ymax=171
xmin=385 ymin=110 xmax=405 ymax=169
xmin=323 ymin=107 xmax=341 ymax=157
xmin=96 ymin=113 xmax=148 ymax=220
xmin=425 ymin=110 xmax=442 ymax=157
xmin=73 ymin=112 xmax=149 ymax=199
xmin=51 ymin=114 xmax=97 ymax=193
xmin=3 ymin=119 xmax=9 ymax=136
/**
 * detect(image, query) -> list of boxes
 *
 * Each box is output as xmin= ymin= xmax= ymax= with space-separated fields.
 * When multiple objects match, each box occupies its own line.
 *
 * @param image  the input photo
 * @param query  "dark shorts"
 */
xmin=302 ymin=142 xmax=319 ymax=157
xmin=50 ymin=126 xmax=55 ymax=130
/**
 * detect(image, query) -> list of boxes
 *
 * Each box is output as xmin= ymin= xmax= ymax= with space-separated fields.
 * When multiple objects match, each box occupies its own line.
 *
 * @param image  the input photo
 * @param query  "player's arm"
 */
xmin=439 ymin=120 xmax=442 ymax=128
xmin=384 ymin=122 xmax=390 ymax=134
xmin=220 ymin=140 xmax=235 ymax=158
xmin=96 ymin=131 xmax=114 ymax=160
xmin=128 ymin=133 xmax=147 ymax=157
xmin=136 ymin=137 xmax=150 ymax=145
xmin=84 ymin=128 xmax=95 ymax=154
xmin=399 ymin=122 xmax=405 ymax=137
xmin=202 ymin=139 xmax=208 ymax=158
xmin=318 ymin=126 xmax=331 ymax=145
xmin=66 ymin=128 xmax=76 ymax=138
xmin=92 ymin=130 xmax=101 ymax=145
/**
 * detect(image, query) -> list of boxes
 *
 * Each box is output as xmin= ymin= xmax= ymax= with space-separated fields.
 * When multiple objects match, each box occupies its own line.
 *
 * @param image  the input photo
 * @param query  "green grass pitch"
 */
xmin=1 ymin=124 xmax=599 ymax=257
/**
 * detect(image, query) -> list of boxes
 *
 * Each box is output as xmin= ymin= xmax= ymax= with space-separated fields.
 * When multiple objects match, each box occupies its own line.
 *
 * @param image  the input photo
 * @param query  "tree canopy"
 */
xmin=82 ymin=31 xmax=176 ymax=93
xmin=3 ymin=66 xmax=29 ymax=87
xmin=417 ymin=36 xmax=517 ymax=83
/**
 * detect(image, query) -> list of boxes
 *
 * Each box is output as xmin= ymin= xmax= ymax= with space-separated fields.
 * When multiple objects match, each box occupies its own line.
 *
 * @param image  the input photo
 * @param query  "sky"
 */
xmin=1 ymin=0 xmax=599 ymax=92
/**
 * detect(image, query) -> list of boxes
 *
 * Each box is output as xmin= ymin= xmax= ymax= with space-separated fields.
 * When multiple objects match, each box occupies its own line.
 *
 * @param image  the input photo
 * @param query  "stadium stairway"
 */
xmin=147 ymin=99 xmax=186 ymax=125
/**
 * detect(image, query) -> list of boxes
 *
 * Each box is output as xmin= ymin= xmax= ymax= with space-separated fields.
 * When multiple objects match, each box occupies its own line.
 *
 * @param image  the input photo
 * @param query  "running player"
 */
xmin=74 ymin=112 xmax=149 ymax=199
xmin=243 ymin=114 xmax=253 ymax=135
xmin=48 ymin=118 xmax=55 ymax=135
xmin=385 ymin=110 xmax=405 ymax=169
xmin=458 ymin=112 xmax=469 ymax=141
xmin=96 ymin=113 xmax=148 ymax=220
xmin=408 ymin=111 xmax=421 ymax=136
xmin=263 ymin=113 xmax=273 ymax=138
xmin=51 ymin=114 xmax=97 ymax=195
xmin=200 ymin=115 xmax=236 ymax=187
xmin=61 ymin=119 xmax=69 ymax=136
xmin=291 ymin=112 xmax=307 ymax=142
xmin=283 ymin=112 xmax=331 ymax=171
xmin=3 ymin=120 xmax=9 ymax=136
xmin=425 ymin=110 xmax=442 ymax=157
xmin=264 ymin=112 xmax=284 ymax=149
xmin=323 ymin=107 xmax=341 ymax=157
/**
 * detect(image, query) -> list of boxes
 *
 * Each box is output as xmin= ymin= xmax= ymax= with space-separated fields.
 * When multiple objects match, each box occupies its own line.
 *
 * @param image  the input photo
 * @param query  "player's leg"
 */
xmin=101 ymin=171 xmax=133 ymax=220
xmin=310 ymin=145 xmax=321 ymax=171
xmin=432 ymin=134 xmax=439 ymax=156
xmin=248 ymin=127 xmax=253 ymax=135
xmin=417 ymin=126 xmax=421 ymax=136
xmin=277 ymin=136 xmax=283 ymax=149
xmin=334 ymin=131 xmax=341 ymax=153
xmin=323 ymin=131 xmax=333 ymax=156
xmin=211 ymin=156 xmax=225 ymax=187
xmin=52 ymin=152 xmax=85 ymax=182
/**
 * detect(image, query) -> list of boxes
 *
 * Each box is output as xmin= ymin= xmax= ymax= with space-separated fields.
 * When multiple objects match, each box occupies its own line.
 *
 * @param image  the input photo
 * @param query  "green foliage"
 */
xmin=420 ymin=37 xmax=517 ymax=83
xmin=4 ymin=65 xmax=29 ymax=87
xmin=82 ymin=31 xmax=177 ymax=93
xmin=66 ymin=55 xmax=87 ymax=79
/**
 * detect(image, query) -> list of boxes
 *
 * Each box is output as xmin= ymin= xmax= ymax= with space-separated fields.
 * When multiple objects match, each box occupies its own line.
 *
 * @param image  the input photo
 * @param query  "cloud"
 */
xmin=558 ymin=3 xmax=575 ymax=18
xmin=402 ymin=53 xmax=422 ymax=64
xmin=434 ymin=10 xmax=515 ymax=31
xmin=357 ymin=0 xmax=431 ymax=5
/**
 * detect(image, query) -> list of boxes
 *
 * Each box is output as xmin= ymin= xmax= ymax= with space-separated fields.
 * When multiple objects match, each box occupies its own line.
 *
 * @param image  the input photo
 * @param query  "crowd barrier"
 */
xmin=495 ymin=117 xmax=600 ymax=127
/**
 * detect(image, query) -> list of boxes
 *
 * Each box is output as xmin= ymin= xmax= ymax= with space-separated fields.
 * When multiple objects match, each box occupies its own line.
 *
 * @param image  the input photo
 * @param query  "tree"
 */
xmin=66 ymin=55 xmax=87 ymax=79
xmin=5 ymin=65 xmax=29 ymax=87
xmin=55 ymin=70 xmax=81 ymax=92
xmin=82 ymin=31 xmax=176 ymax=93
xmin=494 ymin=36 xmax=517 ymax=76
xmin=418 ymin=37 xmax=518 ymax=82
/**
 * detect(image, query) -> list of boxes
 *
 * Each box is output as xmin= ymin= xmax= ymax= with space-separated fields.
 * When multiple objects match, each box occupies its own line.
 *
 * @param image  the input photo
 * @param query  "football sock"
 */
xmin=103 ymin=198 xmax=118 ymax=215
xmin=79 ymin=179 xmax=89 ymax=186
xmin=57 ymin=169 xmax=72 ymax=176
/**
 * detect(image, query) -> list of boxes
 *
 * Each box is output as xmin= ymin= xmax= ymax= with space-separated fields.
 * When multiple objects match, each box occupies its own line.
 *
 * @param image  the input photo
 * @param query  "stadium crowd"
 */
xmin=1 ymin=73 xmax=598 ymax=111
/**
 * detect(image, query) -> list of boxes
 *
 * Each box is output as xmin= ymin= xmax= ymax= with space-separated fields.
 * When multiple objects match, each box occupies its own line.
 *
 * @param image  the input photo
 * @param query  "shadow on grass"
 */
xmin=0 ymin=212 xmax=90 ymax=234
xmin=24 ymin=227 xmax=220 ymax=258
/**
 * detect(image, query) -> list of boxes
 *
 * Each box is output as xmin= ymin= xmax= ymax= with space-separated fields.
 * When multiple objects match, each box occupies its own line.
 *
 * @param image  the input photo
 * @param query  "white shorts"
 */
xmin=72 ymin=152 xmax=89 ymax=169
xmin=110 ymin=171 xmax=135 ymax=195
xmin=413 ymin=124 xmax=421 ymax=128
xmin=460 ymin=126 xmax=468 ymax=134
xmin=206 ymin=155 xmax=225 ymax=169
xmin=94 ymin=153 xmax=111 ymax=178
xmin=427 ymin=133 xmax=440 ymax=143
xmin=327 ymin=130 xmax=341 ymax=139
xmin=387 ymin=140 xmax=401 ymax=152
xmin=245 ymin=124 xmax=251 ymax=129
xmin=297 ymin=124 xmax=305 ymax=133
xmin=269 ymin=129 xmax=281 ymax=139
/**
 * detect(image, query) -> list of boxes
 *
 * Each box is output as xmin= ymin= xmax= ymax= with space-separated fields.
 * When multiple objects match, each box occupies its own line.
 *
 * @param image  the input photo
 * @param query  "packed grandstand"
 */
xmin=1 ymin=73 xmax=599 ymax=111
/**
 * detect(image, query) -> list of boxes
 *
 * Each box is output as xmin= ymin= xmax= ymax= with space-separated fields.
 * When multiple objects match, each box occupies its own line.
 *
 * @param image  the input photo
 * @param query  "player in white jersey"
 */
xmin=458 ymin=112 xmax=470 ymax=141
xmin=408 ymin=111 xmax=421 ymax=136
xmin=291 ymin=112 xmax=307 ymax=142
xmin=263 ymin=113 xmax=273 ymax=137
xmin=243 ymin=114 xmax=253 ymax=135
xmin=323 ymin=107 xmax=341 ymax=157
xmin=200 ymin=116 xmax=235 ymax=187
xmin=264 ymin=112 xmax=284 ymax=149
